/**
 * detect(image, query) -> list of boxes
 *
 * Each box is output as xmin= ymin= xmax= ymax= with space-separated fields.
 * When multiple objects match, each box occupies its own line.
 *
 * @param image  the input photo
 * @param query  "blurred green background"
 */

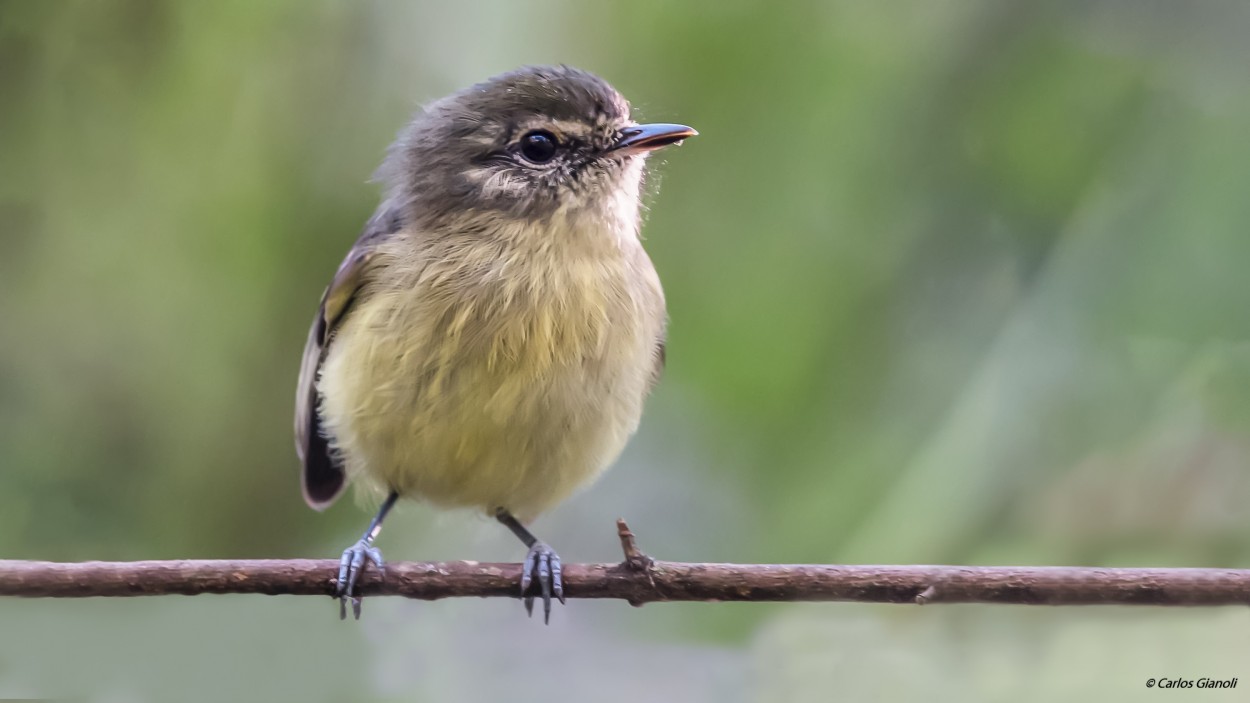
xmin=4 ymin=1 xmax=1250 ymax=701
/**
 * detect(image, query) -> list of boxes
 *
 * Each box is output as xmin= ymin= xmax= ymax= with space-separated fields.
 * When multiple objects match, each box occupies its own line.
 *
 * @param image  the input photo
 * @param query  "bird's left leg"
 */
xmin=336 ymin=490 xmax=399 ymax=620
xmin=495 ymin=509 xmax=565 ymax=624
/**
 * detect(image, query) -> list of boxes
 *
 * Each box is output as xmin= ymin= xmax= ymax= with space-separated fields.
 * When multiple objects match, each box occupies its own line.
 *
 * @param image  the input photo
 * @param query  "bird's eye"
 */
xmin=518 ymin=130 xmax=558 ymax=164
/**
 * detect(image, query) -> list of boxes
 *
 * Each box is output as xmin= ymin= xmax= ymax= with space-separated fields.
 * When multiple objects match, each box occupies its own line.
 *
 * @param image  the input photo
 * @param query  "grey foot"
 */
xmin=521 ymin=542 xmax=565 ymax=624
xmin=337 ymin=538 xmax=383 ymax=620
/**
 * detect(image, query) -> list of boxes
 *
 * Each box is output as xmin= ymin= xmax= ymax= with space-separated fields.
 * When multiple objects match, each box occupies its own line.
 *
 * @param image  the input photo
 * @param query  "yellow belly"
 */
xmin=317 ymin=254 xmax=663 ymax=522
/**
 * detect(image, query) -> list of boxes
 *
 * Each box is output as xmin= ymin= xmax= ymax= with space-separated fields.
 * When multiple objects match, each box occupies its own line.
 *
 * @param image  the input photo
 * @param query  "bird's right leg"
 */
xmin=337 ymin=490 xmax=399 ymax=620
xmin=495 ymin=508 xmax=565 ymax=624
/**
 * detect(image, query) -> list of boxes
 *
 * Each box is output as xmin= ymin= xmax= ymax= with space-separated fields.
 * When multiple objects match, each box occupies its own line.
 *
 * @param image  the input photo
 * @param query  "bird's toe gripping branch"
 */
xmin=521 ymin=542 xmax=565 ymax=624
xmin=337 ymin=538 xmax=384 ymax=620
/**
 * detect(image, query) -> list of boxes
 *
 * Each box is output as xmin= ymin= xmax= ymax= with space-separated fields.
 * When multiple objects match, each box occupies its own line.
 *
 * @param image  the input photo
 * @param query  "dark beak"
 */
xmin=610 ymin=123 xmax=698 ymax=156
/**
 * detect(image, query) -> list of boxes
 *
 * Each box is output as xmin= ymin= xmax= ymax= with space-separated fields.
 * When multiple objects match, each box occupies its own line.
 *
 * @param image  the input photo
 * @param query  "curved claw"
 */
xmin=520 ymin=542 xmax=564 ymax=624
xmin=336 ymin=539 xmax=384 ymax=620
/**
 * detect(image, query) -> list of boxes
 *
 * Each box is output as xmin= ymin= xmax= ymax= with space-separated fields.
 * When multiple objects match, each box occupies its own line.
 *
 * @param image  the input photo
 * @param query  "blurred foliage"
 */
xmin=3 ymin=1 xmax=1250 ymax=701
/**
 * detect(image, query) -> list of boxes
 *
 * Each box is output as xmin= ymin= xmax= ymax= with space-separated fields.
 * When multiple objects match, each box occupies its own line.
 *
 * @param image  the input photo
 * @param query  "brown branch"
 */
xmin=2 ymin=520 xmax=1249 ymax=606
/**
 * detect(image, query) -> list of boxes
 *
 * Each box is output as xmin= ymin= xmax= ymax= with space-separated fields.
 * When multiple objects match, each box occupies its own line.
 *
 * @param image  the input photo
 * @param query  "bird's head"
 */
xmin=379 ymin=65 xmax=696 ymax=233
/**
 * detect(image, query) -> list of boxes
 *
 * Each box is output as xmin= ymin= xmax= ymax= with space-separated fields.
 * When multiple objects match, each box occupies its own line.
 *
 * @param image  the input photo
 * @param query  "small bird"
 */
xmin=294 ymin=65 xmax=695 ymax=622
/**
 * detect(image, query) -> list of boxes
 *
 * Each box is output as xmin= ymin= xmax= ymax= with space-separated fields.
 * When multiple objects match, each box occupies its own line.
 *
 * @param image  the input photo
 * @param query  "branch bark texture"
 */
xmin=2 ymin=522 xmax=1247 ymax=606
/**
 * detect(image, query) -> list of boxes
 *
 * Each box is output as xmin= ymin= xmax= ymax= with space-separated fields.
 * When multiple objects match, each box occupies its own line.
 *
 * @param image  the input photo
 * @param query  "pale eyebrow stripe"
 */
xmin=511 ymin=119 xmax=595 ymax=143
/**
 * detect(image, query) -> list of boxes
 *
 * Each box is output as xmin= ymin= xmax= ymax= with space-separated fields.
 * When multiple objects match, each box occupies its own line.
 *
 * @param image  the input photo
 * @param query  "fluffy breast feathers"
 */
xmin=315 ymin=208 xmax=666 ymax=520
